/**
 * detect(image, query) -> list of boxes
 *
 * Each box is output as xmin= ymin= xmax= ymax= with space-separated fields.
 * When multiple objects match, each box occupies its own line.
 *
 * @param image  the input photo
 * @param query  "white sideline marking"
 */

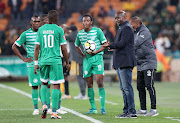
xmin=0 ymin=84 xmax=103 ymax=123
xmin=164 ymin=117 xmax=180 ymax=122
xmin=95 ymin=98 xmax=119 ymax=105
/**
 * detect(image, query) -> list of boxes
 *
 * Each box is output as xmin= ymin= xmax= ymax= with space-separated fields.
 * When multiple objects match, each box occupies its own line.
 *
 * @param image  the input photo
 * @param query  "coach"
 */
xmin=103 ymin=11 xmax=136 ymax=118
xmin=129 ymin=16 xmax=159 ymax=116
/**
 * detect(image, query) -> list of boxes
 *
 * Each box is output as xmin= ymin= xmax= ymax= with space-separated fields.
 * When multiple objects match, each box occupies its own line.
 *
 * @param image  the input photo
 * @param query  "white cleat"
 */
xmin=32 ymin=109 xmax=39 ymax=115
xmin=57 ymin=108 xmax=68 ymax=114
xmin=51 ymin=113 xmax=62 ymax=119
xmin=47 ymin=109 xmax=52 ymax=114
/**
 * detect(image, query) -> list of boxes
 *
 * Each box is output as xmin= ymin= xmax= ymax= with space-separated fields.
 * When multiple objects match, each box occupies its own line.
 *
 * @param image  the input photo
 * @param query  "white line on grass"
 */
xmin=95 ymin=98 xmax=119 ymax=105
xmin=0 ymin=84 xmax=103 ymax=123
xmin=164 ymin=117 xmax=180 ymax=122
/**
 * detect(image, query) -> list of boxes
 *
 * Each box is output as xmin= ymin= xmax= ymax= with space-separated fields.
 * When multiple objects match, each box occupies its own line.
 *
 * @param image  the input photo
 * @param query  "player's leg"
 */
xmin=50 ymin=64 xmax=65 ymax=119
xmin=144 ymin=69 xmax=158 ymax=116
xmin=27 ymin=67 xmax=40 ymax=115
xmin=83 ymin=57 xmax=97 ymax=114
xmin=47 ymin=83 xmax=52 ymax=114
xmin=40 ymin=65 xmax=49 ymax=119
xmin=93 ymin=55 xmax=106 ymax=114
xmin=136 ymin=71 xmax=147 ymax=115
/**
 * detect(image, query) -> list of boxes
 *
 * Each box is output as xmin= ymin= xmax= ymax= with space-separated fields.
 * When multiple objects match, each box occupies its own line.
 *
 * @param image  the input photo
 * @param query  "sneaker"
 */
xmin=74 ymin=94 xmax=88 ymax=100
xmin=57 ymin=108 xmax=68 ymax=114
xmin=47 ymin=109 xmax=52 ymax=114
xmin=85 ymin=109 xmax=98 ymax=114
xmin=136 ymin=109 xmax=147 ymax=116
xmin=41 ymin=105 xmax=48 ymax=119
xmin=144 ymin=109 xmax=159 ymax=116
xmin=115 ymin=112 xmax=128 ymax=118
xmin=101 ymin=108 xmax=106 ymax=114
xmin=51 ymin=113 xmax=62 ymax=119
xmin=62 ymin=94 xmax=71 ymax=99
xmin=126 ymin=113 xmax=137 ymax=118
xmin=32 ymin=109 xmax=39 ymax=115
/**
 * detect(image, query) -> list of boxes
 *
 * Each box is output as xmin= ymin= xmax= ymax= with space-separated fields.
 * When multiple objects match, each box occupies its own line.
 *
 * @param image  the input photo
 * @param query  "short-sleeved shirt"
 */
xmin=15 ymin=28 xmax=37 ymax=67
xmin=75 ymin=27 xmax=107 ymax=57
xmin=35 ymin=24 xmax=66 ymax=65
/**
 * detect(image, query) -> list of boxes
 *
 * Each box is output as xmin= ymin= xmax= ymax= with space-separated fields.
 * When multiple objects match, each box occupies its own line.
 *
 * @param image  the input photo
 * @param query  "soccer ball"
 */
xmin=84 ymin=40 xmax=96 ymax=53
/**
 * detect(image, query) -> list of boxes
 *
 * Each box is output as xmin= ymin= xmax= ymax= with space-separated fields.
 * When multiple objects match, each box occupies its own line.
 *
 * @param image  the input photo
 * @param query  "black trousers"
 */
xmin=137 ymin=69 xmax=156 ymax=110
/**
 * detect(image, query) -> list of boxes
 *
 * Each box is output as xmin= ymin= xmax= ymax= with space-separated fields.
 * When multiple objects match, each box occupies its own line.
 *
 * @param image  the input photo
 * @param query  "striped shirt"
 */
xmin=75 ymin=27 xmax=107 ymax=56
xmin=15 ymin=28 xmax=37 ymax=67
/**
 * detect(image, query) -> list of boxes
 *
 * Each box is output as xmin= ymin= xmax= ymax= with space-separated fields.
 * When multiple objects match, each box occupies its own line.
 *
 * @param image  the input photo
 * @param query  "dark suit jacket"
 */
xmin=110 ymin=21 xmax=136 ymax=69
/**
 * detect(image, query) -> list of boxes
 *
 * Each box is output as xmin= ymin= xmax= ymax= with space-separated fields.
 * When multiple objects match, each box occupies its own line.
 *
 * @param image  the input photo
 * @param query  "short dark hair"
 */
xmin=82 ymin=14 xmax=93 ymax=21
xmin=130 ymin=16 xmax=142 ymax=24
xmin=41 ymin=14 xmax=48 ymax=21
xmin=31 ymin=14 xmax=40 ymax=20
xmin=48 ymin=10 xmax=59 ymax=22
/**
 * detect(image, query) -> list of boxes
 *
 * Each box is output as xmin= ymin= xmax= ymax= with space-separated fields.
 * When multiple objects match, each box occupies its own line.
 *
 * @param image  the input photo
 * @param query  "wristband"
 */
xmin=34 ymin=61 xmax=38 ymax=65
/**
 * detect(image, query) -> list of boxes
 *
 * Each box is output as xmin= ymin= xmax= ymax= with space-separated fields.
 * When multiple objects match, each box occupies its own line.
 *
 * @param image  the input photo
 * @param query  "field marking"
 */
xmin=95 ymin=98 xmax=119 ymax=105
xmin=0 ymin=84 xmax=103 ymax=123
xmin=164 ymin=117 xmax=180 ymax=122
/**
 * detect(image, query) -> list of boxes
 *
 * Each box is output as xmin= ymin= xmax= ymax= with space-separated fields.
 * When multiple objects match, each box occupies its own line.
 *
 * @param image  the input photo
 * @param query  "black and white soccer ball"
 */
xmin=84 ymin=40 xmax=96 ymax=53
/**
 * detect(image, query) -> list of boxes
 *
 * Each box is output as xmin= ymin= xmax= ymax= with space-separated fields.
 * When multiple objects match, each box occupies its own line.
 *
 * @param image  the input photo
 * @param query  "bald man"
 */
xmin=103 ymin=11 xmax=137 ymax=118
xmin=130 ymin=17 xmax=158 ymax=116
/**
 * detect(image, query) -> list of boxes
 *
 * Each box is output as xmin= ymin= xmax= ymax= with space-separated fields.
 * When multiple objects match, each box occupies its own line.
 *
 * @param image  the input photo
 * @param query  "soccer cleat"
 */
xmin=32 ymin=109 xmax=39 ymax=115
xmin=41 ymin=105 xmax=48 ymax=119
xmin=62 ymin=94 xmax=71 ymax=99
xmin=101 ymin=108 xmax=106 ymax=114
xmin=57 ymin=108 xmax=68 ymax=114
xmin=51 ymin=113 xmax=62 ymax=119
xmin=144 ymin=109 xmax=159 ymax=116
xmin=115 ymin=113 xmax=128 ymax=118
xmin=136 ymin=109 xmax=147 ymax=116
xmin=47 ymin=109 xmax=52 ymax=114
xmin=85 ymin=109 xmax=98 ymax=114
xmin=74 ymin=94 xmax=88 ymax=100
xmin=126 ymin=114 xmax=137 ymax=118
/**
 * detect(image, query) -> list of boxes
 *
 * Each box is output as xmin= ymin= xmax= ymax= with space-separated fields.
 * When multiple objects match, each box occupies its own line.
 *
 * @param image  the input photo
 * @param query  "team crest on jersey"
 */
xmin=147 ymin=70 xmax=151 ymax=77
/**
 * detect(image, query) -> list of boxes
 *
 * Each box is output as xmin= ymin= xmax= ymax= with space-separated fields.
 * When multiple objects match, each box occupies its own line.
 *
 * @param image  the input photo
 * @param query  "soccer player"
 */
xmin=34 ymin=10 xmax=70 ymax=119
xmin=75 ymin=14 xmax=108 ymax=114
xmin=12 ymin=15 xmax=41 ymax=115
xmin=40 ymin=14 xmax=52 ymax=114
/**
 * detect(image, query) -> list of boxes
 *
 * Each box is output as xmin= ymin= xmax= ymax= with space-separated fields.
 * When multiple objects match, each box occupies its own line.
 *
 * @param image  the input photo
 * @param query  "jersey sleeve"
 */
xmin=75 ymin=33 xmax=80 ymax=47
xmin=97 ymin=28 xmax=107 ymax=44
xmin=60 ymin=28 xmax=67 ymax=45
xmin=15 ymin=32 xmax=26 ymax=47
xmin=35 ymin=30 xmax=40 ymax=45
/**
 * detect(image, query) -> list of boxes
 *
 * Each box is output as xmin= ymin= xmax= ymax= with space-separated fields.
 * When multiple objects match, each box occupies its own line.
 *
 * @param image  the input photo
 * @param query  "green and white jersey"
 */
xmin=75 ymin=27 xmax=107 ymax=56
xmin=15 ymin=28 xmax=38 ymax=67
xmin=35 ymin=24 xmax=66 ymax=65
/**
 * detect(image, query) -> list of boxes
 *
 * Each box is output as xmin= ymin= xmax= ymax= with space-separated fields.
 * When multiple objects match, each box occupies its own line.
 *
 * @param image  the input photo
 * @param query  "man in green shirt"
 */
xmin=34 ymin=10 xmax=70 ymax=119
xmin=75 ymin=14 xmax=108 ymax=114
xmin=12 ymin=15 xmax=41 ymax=115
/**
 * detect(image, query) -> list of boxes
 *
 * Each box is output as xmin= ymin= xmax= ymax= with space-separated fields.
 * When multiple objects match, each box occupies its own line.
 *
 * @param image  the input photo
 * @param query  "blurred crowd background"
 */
xmin=0 ymin=0 xmax=180 ymax=81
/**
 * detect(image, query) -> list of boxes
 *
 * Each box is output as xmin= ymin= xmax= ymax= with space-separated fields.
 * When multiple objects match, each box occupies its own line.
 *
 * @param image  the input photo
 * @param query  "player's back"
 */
xmin=37 ymin=24 xmax=66 ymax=65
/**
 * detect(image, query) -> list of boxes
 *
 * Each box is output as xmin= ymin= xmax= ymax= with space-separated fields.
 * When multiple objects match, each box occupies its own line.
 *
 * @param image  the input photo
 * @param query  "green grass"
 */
xmin=0 ymin=81 xmax=180 ymax=123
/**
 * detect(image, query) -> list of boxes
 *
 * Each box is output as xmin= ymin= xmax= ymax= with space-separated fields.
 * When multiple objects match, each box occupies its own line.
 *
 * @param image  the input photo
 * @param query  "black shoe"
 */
xmin=115 ymin=113 xmax=127 ymax=118
xmin=126 ymin=114 xmax=137 ymax=118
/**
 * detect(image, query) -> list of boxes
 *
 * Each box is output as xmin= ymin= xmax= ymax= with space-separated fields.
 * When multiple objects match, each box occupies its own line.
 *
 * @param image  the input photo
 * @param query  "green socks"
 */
xmin=32 ymin=89 xmax=38 ymax=109
xmin=58 ymin=89 xmax=61 ymax=109
xmin=41 ymin=85 xmax=47 ymax=105
xmin=52 ymin=89 xmax=59 ymax=112
xmin=99 ymin=87 xmax=105 ymax=109
xmin=46 ymin=88 xmax=51 ymax=109
xmin=88 ymin=88 xmax=96 ymax=109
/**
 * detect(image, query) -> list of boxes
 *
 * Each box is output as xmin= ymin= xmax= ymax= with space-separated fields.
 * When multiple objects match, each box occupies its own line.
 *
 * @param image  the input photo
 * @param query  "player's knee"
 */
xmin=97 ymin=82 xmax=104 ymax=88
xmin=137 ymin=86 xmax=145 ymax=91
xmin=87 ymin=82 xmax=93 ymax=88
